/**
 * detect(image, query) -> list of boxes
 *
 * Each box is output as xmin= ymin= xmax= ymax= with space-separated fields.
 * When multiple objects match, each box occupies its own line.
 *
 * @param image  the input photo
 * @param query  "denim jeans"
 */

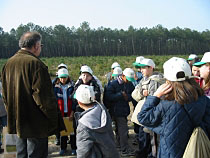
xmin=16 ymin=137 xmax=48 ymax=158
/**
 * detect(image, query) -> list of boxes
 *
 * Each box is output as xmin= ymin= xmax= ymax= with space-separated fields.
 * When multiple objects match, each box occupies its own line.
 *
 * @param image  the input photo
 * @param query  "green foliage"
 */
xmin=0 ymin=22 xmax=210 ymax=58
xmin=39 ymin=55 xmax=189 ymax=86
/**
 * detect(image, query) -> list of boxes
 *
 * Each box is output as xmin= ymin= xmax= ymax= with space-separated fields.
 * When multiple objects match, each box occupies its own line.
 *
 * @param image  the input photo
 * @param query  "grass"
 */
xmin=0 ymin=55 xmax=190 ymax=85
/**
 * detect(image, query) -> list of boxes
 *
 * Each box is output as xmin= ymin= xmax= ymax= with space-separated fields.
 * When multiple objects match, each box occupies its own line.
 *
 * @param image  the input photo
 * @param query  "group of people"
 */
xmin=0 ymin=31 xmax=209 ymax=158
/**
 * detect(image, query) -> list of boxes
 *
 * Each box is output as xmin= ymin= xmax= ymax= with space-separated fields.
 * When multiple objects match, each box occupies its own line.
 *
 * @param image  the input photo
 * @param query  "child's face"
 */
xmin=81 ymin=72 xmax=92 ymax=84
xmin=141 ymin=66 xmax=153 ymax=77
xmin=121 ymin=75 xmax=128 ymax=83
xmin=200 ymin=64 xmax=210 ymax=80
xmin=59 ymin=77 xmax=68 ymax=85
xmin=192 ymin=66 xmax=200 ymax=77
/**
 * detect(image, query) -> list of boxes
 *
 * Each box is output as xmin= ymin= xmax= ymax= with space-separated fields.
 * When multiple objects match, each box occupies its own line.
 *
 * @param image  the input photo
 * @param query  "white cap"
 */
xmin=163 ymin=57 xmax=192 ymax=81
xmin=133 ymin=56 xmax=144 ymax=66
xmin=80 ymin=65 xmax=93 ymax=75
xmin=112 ymin=67 xmax=122 ymax=77
xmin=76 ymin=85 xmax=95 ymax=104
xmin=193 ymin=52 xmax=210 ymax=66
xmin=187 ymin=54 xmax=198 ymax=61
xmin=57 ymin=68 xmax=69 ymax=78
xmin=57 ymin=63 xmax=68 ymax=69
xmin=138 ymin=58 xmax=155 ymax=68
xmin=111 ymin=62 xmax=120 ymax=69
xmin=123 ymin=68 xmax=135 ymax=82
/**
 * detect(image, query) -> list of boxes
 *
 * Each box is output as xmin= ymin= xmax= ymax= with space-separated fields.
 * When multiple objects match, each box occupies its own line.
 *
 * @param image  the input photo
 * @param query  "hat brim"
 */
xmin=126 ymin=77 xmax=135 ymax=82
xmin=133 ymin=62 xmax=140 ymax=66
xmin=58 ymin=74 xmax=68 ymax=78
xmin=112 ymin=74 xmax=118 ymax=77
xmin=133 ymin=62 xmax=138 ymax=66
xmin=137 ymin=64 xmax=148 ymax=67
xmin=193 ymin=62 xmax=206 ymax=66
xmin=187 ymin=58 xmax=193 ymax=61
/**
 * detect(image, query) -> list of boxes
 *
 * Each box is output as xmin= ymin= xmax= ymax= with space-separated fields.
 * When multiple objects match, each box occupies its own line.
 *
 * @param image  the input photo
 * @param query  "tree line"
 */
xmin=0 ymin=22 xmax=210 ymax=58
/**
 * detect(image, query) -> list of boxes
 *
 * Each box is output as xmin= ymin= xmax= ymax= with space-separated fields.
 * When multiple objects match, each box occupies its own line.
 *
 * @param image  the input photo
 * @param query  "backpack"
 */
xmin=182 ymin=106 xmax=210 ymax=158
xmin=183 ymin=127 xmax=210 ymax=158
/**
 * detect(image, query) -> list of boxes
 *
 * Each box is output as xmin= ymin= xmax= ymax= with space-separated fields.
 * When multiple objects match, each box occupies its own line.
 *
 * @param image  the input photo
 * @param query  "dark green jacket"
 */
xmin=1 ymin=50 xmax=64 ymax=138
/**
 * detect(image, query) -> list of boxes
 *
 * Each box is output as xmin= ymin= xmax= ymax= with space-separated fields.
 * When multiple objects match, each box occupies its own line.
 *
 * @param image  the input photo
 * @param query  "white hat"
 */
xmin=76 ymin=85 xmax=95 ymax=104
xmin=80 ymin=65 xmax=93 ymax=75
xmin=57 ymin=68 xmax=69 ymax=78
xmin=112 ymin=67 xmax=122 ymax=77
xmin=193 ymin=52 xmax=210 ymax=66
xmin=187 ymin=54 xmax=198 ymax=61
xmin=133 ymin=56 xmax=144 ymax=66
xmin=123 ymin=68 xmax=135 ymax=82
xmin=57 ymin=63 xmax=68 ymax=69
xmin=111 ymin=62 xmax=120 ymax=69
xmin=138 ymin=58 xmax=155 ymax=68
xmin=163 ymin=57 xmax=192 ymax=81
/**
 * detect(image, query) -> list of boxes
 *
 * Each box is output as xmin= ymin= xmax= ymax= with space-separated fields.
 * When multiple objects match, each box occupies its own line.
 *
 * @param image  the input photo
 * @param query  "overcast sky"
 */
xmin=0 ymin=0 xmax=210 ymax=32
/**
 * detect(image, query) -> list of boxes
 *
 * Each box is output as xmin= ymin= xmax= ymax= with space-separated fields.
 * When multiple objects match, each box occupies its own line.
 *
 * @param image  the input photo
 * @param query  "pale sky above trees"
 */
xmin=0 ymin=0 xmax=209 ymax=32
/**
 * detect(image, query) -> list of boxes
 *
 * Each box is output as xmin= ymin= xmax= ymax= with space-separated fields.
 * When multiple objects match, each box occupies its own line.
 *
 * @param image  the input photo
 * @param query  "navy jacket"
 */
xmin=105 ymin=78 xmax=136 ymax=117
xmin=138 ymin=96 xmax=210 ymax=158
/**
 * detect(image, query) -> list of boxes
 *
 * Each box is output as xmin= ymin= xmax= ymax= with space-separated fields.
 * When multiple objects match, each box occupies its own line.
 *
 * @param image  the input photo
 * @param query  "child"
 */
xmin=193 ymin=52 xmax=210 ymax=97
xmin=105 ymin=68 xmax=136 ymax=157
xmin=138 ymin=57 xmax=210 ymax=158
xmin=133 ymin=56 xmax=144 ymax=84
xmin=75 ymin=85 xmax=120 ymax=158
xmin=187 ymin=54 xmax=199 ymax=68
xmin=105 ymin=62 xmax=121 ymax=83
xmin=54 ymin=68 xmax=76 ymax=156
xmin=132 ymin=58 xmax=163 ymax=158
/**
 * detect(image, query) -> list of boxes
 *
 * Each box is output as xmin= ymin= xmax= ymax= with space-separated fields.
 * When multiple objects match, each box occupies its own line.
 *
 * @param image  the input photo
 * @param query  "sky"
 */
xmin=0 ymin=0 xmax=210 ymax=32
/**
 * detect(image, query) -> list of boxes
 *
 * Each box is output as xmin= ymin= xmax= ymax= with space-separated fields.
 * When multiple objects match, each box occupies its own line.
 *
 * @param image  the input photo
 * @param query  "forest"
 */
xmin=0 ymin=22 xmax=210 ymax=58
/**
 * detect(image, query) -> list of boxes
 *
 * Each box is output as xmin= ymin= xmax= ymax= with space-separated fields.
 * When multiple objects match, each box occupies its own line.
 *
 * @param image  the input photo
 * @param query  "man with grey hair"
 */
xmin=1 ymin=32 xmax=63 ymax=158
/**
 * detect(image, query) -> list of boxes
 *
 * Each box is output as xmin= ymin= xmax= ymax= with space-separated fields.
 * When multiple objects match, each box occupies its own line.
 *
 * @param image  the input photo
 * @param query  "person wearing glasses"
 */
xmin=1 ymin=32 xmax=64 ymax=158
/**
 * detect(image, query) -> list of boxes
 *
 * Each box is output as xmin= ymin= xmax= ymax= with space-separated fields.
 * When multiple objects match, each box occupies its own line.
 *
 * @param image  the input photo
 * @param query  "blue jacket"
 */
xmin=105 ymin=78 xmax=136 ymax=117
xmin=138 ymin=96 xmax=210 ymax=158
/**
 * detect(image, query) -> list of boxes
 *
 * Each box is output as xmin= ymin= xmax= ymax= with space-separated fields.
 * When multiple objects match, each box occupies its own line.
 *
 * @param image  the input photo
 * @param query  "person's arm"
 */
xmin=32 ymin=65 xmax=59 ymax=133
xmin=137 ymin=83 xmax=172 ymax=134
xmin=131 ymin=81 xmax=144 ymax=102
xmin=126 ymin=82 xmax=136 ymax=102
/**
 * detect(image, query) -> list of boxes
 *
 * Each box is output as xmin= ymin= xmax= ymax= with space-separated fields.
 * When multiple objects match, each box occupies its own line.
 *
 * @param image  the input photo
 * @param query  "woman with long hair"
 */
xmin=137 ymin=57 xmax=210 ymax=158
